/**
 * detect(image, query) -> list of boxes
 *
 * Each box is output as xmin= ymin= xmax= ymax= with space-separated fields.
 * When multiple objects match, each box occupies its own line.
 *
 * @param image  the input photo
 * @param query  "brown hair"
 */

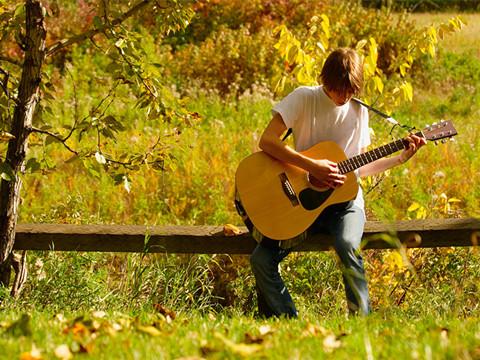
xmin=320 ymin=48 xmax=363 ymax=95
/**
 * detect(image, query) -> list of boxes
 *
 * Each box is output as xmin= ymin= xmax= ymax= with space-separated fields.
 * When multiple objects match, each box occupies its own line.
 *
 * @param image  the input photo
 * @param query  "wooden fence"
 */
xmin=13 ymin=218 xmax=479 ymax=254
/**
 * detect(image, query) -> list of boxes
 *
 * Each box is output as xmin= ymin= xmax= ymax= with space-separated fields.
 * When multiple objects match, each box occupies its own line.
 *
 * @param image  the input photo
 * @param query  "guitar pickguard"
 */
xmin=298 ymin=187 xmax=335 ymax=211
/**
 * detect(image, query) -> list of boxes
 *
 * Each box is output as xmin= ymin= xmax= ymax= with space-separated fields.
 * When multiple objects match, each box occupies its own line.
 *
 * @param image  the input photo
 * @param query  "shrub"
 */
xmin=171 ymin=26 xmax=280 ymax=96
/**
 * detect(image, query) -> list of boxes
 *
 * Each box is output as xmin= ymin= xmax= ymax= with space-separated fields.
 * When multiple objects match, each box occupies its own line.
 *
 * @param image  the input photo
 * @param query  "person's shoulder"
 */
xmin=349 ymin=98 xmax=368 ymax=118
xmin=291 ymin=85 xmax=319 ymax=99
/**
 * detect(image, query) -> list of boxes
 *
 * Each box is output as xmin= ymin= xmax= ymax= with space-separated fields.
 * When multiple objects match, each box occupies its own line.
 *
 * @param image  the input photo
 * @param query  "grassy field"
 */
xmin=1 ymin=309 xmax=479 ymax=359
xmin=0 ymin=10 xmax=479 ymax=360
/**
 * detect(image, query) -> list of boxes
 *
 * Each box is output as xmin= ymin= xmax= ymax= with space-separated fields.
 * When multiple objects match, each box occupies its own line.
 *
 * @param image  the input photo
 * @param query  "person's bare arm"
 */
xmin=259 ymin=113 xmax=346 ymax=188
xmin=358 ymin=134 xmax=427 ymax=177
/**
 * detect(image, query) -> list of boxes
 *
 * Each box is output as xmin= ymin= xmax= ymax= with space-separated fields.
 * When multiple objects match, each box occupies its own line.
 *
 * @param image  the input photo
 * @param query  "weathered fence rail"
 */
xmin=12 ymin=218 xmax=479 ymax=254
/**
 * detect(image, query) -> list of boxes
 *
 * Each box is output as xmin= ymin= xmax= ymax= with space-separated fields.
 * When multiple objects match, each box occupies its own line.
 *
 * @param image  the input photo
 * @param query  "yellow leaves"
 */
xmin=373 ymin=76 xmax=384 ymax=94
xmin=399 ymin=81 xmax=413 ymax=102
xmin=319 ymin=14 xmax=330 ymax=39
xmin=433 ymin=193 xmax=462 ymax=216
xmin=302 ymin=322 xmax=345 ymax=353
xmin=407 ymin=201 xmax=427 ymax=219
xmin=136 ymin=325 xmax=163 ymax=337
xmin=356 ymin=39 xmax=368 ymax=51
xmin=364 ymin=37 xmax=378 ymax=78
xmin=274 ymin=13 xmax=332 ymax=90
xmin=383 ymin=251 xmax=404 ymax=270
xmin=399 ymin=62 xmax=411 ymax=77
xmin=438 ymin=16 xmax=465 ymax=40
xmin=214 ymin=332 xmax=263 ymax=357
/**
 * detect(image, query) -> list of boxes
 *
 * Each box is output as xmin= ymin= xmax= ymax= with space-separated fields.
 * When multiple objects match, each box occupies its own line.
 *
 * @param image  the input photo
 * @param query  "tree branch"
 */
xmin=0 ymin=55 xmax=22 ymax=67
xmin=30 ymin=126 xmax=79 ymax=155
xmin=46 ymin=0 xmax=154 ymax=56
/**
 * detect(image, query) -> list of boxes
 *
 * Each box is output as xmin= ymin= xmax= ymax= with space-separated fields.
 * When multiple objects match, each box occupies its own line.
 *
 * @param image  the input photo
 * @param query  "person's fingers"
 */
xmin=328 ymin=173 xmax=346 ymax=181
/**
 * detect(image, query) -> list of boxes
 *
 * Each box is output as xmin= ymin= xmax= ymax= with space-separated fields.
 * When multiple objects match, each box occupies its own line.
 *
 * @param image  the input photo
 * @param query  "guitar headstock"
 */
xmin=422 ymin=120 xmax=458 ymax=144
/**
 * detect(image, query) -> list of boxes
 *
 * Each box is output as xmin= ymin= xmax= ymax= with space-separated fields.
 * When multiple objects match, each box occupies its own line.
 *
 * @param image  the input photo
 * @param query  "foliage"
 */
xmin=273 ymin=2 xmax=465 ymax=113
xmin=170 ymin=26 xmax=279 ymax=96
xmin=166 ymin=0 xmax=329 ymax=46
xmin=0 ymin=0 xmax=196 ymax=193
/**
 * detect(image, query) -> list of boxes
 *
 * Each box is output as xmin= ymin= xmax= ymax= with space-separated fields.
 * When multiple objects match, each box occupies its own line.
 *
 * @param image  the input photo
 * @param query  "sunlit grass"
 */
xmin=0 ymin=306 xmax=478 ymax=359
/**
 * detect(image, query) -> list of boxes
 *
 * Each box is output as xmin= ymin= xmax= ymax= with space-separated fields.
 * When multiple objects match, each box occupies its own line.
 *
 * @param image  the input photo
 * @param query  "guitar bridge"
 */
xmin=279 ymin=173 xmax=299 ymax=207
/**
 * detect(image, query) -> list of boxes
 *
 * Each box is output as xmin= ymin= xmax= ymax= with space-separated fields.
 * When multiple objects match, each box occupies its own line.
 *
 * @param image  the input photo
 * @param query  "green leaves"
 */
xmin=0 ymin=161 xmax=14 ymax=181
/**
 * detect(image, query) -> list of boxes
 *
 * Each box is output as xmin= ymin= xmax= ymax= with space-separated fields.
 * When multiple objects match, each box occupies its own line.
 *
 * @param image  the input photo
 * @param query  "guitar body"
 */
xmin=235 ymin=141 xmax=358 ymax=240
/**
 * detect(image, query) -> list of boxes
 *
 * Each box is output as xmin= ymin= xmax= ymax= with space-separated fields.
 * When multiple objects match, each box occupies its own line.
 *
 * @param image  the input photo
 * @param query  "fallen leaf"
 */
xmin=439 ymin=327 xmax=449 ymax=348
xmin=223 ymin=224 xmax=242 ymax=236
xmin=214 ymin=332 xmax=262 ymax=357
xmin=137 ymin=325 xmax=162 ymax=337
xmin=20 ymin=345 xmax=42 ymax=360
xmin=244 ymin=332 xmax=264 ymax=344
xmin=54 ymin=314 xmax=66 ymax=324
xmin=54 ymin=344 xmax=72 ymax=360
xmin=258 ymin=324 xmax=274 ymax=336
xmin=70 ymin=322 xmax=90 ymax=337
xmin=92 ymin=311 xmax=106 ymax=319
xmin=302 ymin=322 xmax=328 ymax=337
xmin=323 ymin=334 xmax=342 ymax=353
xmin=71 ymin=340 xmax=95 ymax=354
xmin=153 ymin=304 xmax=176 ymax=320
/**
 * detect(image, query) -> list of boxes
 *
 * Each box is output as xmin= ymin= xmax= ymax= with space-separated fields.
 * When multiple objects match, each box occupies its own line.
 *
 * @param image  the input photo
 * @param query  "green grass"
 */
xmin=0 ymin=308 xmax=478 ymax=359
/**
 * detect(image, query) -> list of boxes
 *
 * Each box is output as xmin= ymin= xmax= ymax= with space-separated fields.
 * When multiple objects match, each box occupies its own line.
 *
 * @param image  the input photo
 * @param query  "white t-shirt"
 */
xmin=272 ymin=85 xmax=371 ymax=210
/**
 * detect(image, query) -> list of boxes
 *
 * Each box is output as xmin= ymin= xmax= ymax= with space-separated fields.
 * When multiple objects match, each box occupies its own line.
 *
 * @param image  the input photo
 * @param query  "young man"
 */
xmin=249 ymin=47 xmax=426 ymax=317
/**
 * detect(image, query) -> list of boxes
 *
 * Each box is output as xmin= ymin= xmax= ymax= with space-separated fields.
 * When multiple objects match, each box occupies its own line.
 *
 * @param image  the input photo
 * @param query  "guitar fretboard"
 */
xmin=338 ymin=138 xmax=408 ymax=175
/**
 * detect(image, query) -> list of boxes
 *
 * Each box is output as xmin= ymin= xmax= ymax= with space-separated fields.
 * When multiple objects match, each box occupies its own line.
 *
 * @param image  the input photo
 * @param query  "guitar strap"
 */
xmin=281 ymin=128 xmax=293 ymax=142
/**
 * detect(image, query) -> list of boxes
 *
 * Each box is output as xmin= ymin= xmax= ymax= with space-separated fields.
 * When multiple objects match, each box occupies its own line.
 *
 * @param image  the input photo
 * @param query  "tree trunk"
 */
xmin=0 ymin=0 xmax=46 ymax=294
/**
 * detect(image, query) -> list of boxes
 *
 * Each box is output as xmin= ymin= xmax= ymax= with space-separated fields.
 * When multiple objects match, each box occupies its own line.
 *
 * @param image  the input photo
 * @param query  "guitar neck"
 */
xmin=338 ymin=131 xmax=423 ymax=175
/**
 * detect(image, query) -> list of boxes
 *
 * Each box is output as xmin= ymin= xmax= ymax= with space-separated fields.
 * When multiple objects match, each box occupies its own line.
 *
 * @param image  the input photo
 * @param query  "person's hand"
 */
xmin=308 ymin=159 xmax=346 ymax=189
xmin=400 ymin=134 xmax=427 ymax=163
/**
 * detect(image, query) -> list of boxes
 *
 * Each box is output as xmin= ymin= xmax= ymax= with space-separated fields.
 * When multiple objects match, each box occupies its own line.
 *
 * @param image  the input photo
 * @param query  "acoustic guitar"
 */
xmin=235 ymin=121 xmax=457 ymax=240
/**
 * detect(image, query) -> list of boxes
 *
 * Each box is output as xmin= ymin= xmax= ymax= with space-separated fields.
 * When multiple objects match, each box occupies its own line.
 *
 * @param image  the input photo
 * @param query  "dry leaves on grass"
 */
xmin=54 ymin=344 xmax=73 ymax=360
xmin=153 ymin=303 xmax=176 ymax=323
xmin=199 ymin=325 xmax=275 ymax=358
xmin=302 ymin=322 xmax=346 ymax=353
xmin=214 ymin=332 xmax=263 ymax=357
xmin=19 ymin=345 xmax=42 ymax=360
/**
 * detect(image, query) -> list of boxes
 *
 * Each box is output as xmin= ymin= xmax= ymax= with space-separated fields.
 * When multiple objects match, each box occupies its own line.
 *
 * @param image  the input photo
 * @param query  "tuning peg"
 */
xmin=450 ymin=137 xmax=455 ymax=142
xmin=441 ymin=139 xmax=447 ymax=144
xmin=434 ymin=140 xmax=439 ymax=145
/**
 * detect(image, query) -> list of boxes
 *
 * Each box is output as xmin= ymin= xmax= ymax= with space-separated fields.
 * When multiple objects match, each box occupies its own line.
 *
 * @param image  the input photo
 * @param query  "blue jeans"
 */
xmin=250 ymin=201 xmax=370 ymax=318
